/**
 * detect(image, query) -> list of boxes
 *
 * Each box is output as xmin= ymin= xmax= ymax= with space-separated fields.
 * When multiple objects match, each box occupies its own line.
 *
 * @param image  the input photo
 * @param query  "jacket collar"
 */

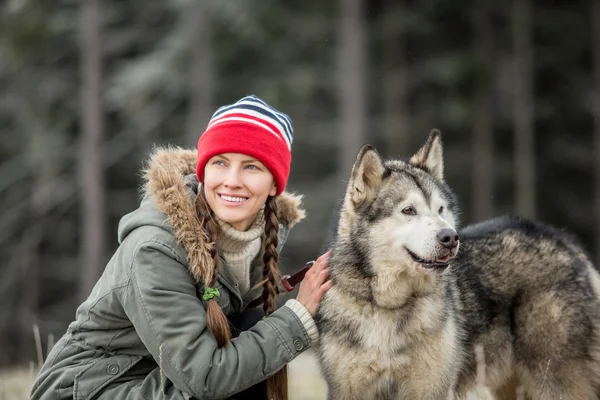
xmin=142 ymin=146 xmax=306 ymax=284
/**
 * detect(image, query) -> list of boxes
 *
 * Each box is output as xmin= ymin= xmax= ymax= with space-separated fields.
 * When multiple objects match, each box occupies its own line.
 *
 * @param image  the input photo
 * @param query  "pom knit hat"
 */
xmin=196 ymin=95 xmax=293 ymax=196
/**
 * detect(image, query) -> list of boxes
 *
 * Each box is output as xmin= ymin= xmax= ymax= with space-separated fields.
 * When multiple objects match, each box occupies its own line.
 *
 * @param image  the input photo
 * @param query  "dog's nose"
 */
xmin=437 ymin=229 xmax=459 ymax=249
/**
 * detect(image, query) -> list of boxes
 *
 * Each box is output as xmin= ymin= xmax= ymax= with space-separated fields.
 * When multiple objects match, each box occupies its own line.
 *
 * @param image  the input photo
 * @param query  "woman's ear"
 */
xmin=269 ymin=184 xmax=277 ymax=197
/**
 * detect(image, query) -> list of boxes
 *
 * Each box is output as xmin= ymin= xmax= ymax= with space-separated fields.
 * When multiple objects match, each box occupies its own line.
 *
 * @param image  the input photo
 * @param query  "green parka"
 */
xmin=30 ymin=147 xmax=310 ymax=400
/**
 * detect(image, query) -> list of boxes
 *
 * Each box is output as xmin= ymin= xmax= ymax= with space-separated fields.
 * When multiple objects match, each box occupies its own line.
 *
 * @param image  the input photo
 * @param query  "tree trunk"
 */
xmin=79 ymin=0 xmax=105 ymax=302
xmin=593 ymin=0 xmax=600 ymax=265
xmin=381 ymin=0 xmax=410 ymax=158
xmin=471 ymin=0 xmax=495 ymax=221
xmin=338 ymin=0 xmax=366 ymax=175
xmin=513 ymin=0 xmax=535 ymax=219
xmin=185 ymin=0 xmax=214 ymax=146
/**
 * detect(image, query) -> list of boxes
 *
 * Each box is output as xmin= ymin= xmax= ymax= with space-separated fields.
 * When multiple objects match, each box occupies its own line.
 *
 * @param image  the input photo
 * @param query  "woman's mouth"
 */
xmin=219 ymin=194 xmax=249 ymax=204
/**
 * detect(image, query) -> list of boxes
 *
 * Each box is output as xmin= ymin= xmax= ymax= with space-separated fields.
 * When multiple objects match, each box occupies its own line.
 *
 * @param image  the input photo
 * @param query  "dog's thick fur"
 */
xmin=315 ymin=131 xmax=600 ymax=400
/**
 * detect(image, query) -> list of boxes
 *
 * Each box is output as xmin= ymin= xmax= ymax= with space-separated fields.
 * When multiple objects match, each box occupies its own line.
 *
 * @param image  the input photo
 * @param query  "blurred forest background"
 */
xmin=1 ymin=0 xmax=600 ymax=381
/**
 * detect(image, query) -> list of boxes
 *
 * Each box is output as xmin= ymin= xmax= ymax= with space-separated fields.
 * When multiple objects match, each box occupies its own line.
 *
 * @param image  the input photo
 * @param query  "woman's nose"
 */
xmin=223 ymin=168 xmax=242 ymax=187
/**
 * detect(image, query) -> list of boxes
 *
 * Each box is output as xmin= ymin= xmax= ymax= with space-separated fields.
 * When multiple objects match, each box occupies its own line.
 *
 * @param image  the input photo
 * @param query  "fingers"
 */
xmin=294 ymin=252 xmax=334 ymax=316
xmin=312 ymin=260 xmax=332 ymax=299
xmin=306 ymin=253 xmax=331 ymax=285
xmin=317 ymin=267 xmax=330 ymax=285
xmin=311 ymin=250 xmax=331 ymax=275
xmin=318 ymin=279 xmax=334 ymax=298
xmin=316 ymin=250 xmax=332 ymax=265
xmin=306 ymin=250 xmax=331 ymax=278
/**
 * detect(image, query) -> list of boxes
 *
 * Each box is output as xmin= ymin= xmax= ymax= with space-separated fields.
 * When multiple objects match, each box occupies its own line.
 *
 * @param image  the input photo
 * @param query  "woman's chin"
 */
xmin=215 ymin=211 xmax=252 ymax=230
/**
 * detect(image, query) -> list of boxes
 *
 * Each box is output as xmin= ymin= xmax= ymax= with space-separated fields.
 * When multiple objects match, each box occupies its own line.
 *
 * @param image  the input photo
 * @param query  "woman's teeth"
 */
xmin=221 ymin=195 xmax=247 ymax=203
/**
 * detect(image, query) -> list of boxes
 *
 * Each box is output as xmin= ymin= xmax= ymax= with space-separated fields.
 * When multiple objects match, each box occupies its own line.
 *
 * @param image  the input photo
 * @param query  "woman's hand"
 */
xmin=296 ymin=250 xmax=333 ymax=316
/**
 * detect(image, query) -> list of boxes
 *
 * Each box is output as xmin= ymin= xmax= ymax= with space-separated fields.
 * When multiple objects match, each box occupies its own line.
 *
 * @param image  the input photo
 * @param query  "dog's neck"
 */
xmin=371 ymin=263 xmax=442 ymax=309
xmin=332 ymin=260 xmax=446 ymax=310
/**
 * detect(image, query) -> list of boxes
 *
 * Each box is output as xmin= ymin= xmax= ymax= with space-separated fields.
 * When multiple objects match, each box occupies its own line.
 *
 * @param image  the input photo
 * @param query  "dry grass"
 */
xmin=0 ymin=366 xmax=37 ymax=400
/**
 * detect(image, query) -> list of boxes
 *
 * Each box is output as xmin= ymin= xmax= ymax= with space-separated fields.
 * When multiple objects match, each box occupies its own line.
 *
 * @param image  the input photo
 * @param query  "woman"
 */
xmin=30 ymin=95 xmax=332 ymax=400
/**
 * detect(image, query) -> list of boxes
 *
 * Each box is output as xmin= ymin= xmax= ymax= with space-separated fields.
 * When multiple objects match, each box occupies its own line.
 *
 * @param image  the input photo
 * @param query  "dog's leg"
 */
xmin=511 ymin=288 xmax=600 ymax=400
xmin=493 ymin=375 xmax=520 ymax=400
xmin=517 ymin=363 xmax=598 ymax=400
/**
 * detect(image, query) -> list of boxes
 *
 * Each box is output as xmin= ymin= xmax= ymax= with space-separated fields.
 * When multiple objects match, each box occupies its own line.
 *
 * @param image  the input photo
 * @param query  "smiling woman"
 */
xmin=203 ymin=153 xmax=277 ymax=231
xmin=30 ymin=95 xmax=333 ymax=400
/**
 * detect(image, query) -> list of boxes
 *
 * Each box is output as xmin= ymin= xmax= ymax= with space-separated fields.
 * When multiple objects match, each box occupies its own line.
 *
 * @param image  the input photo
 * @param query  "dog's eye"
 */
xmin=402 ymin=207 xmax=416 ymax=216
xmin=438 ymin=206 xmax=444 ymax=214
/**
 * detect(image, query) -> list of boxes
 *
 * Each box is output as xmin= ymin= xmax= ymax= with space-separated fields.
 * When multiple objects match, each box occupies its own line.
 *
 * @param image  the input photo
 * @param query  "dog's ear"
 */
xmin=348 ymin=144 xmax=386 ymax=209
xmin=410 ymin=129 xmax=444 ymax=181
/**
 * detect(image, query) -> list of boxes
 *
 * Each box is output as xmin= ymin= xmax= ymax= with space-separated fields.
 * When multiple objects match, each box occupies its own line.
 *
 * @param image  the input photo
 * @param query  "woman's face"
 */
xmin=203 ymin=153 xmax=277 ymax=231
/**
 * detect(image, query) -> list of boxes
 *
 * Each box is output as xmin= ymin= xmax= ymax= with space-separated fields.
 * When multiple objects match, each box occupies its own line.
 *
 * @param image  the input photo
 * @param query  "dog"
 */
xmin=315 ymin=130 xmax=600 ymax=400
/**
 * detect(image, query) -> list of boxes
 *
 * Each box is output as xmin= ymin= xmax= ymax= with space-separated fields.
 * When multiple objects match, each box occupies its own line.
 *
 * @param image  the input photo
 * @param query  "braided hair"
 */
xmin=262 ymin=196 xmax=288 ymax=400
xmin=194 ymin=190 xmax=231 ymax=347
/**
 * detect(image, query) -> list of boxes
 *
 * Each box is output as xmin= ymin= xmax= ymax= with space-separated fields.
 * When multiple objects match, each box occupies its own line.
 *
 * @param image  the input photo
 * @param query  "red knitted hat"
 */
xmin=196 ymin=95 xmax=293 ymax=196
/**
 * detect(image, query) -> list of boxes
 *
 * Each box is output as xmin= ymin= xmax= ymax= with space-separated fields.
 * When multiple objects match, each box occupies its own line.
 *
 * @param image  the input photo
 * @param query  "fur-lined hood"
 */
xmin=119 ymin=146 xmax=305 ymax=285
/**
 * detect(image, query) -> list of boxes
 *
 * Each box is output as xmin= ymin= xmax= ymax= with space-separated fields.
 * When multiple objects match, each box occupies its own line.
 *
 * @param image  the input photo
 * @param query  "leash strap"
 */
xmin=280 ymin=261 xmax=315 ymax=292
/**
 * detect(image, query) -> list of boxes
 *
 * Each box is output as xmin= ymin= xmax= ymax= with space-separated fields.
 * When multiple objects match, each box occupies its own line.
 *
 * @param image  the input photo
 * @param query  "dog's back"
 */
xmin=452 ymin=215 xmax=600 ymax=398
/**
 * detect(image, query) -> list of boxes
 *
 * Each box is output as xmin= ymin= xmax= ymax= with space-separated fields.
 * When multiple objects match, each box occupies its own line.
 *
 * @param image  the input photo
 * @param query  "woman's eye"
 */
xmin=402 ymin=207 xmax=416 ymax=216
xmin=438 ymin=206 xmax=444 ymax=214
xmin=245 ymin=164 xmax=260 ymax=171
xmin=213 ymin=160 xmax=226 ymax=166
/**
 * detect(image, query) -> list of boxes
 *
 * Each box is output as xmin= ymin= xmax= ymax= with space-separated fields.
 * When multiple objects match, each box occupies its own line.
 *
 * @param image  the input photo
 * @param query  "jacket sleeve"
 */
xmin=121 ymin=239 xmax=311 ymax=400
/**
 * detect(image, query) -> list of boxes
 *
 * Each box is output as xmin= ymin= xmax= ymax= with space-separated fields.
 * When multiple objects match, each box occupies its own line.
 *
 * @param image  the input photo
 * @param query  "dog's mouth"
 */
xmin=405 ymin=248 xmax=451 ymax=270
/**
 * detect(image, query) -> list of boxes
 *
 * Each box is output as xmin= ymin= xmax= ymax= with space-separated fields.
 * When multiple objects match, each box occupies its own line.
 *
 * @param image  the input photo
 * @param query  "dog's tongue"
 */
xmin=435 ymin=255 xmax=450 ymax=263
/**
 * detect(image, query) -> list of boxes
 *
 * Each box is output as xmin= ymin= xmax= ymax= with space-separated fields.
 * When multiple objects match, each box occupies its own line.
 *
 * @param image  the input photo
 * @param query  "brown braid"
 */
xmin=262 ymin=196 xmax=282 ymax=314
xmin=195 ymin=189 xmax=231 ymax=347
xmin=262 ymin=195 xmax=288 ymax=400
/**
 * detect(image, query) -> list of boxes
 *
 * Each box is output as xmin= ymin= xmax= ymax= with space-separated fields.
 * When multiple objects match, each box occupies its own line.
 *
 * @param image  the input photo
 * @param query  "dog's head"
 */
xmin=337 ymin=130 xmax=460 ymax=277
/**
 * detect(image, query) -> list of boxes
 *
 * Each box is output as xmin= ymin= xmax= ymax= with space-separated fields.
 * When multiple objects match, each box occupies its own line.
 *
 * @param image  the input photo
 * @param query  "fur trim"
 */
xmin=142 ymin=146 xmax=305 ymax=284
xmin=276 ymin=192 xmax=306 ymax=228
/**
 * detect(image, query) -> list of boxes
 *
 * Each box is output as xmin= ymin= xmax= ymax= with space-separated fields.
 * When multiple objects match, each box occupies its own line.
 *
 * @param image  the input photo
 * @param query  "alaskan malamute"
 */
xmin=316 ymin=131 xmax=600 ymax=400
